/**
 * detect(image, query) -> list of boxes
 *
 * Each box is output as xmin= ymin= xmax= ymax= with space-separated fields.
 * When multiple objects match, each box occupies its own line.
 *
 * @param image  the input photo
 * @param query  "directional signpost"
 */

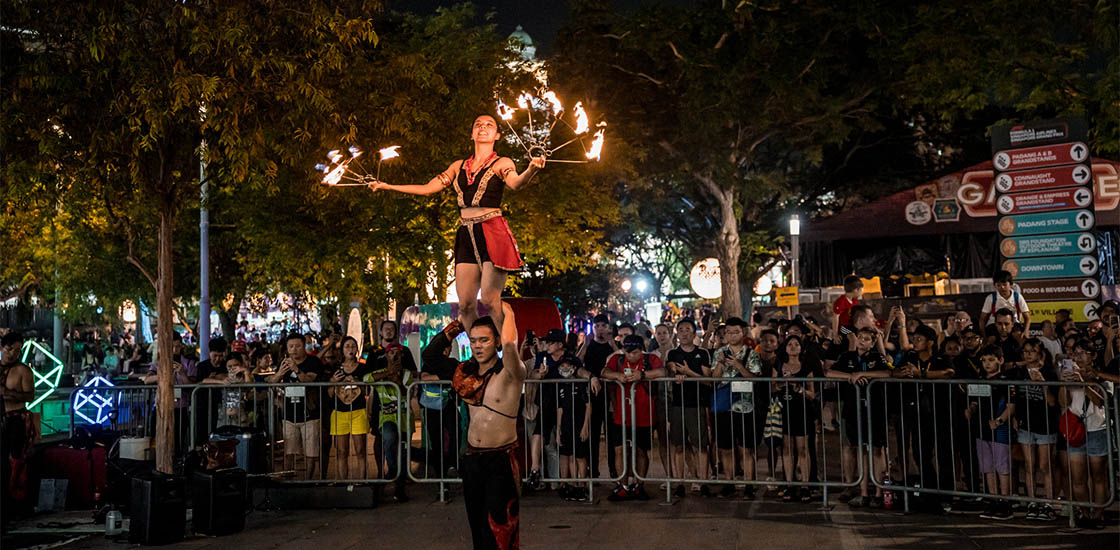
xmin=991 ymin=118 xmax=1101 ymax=322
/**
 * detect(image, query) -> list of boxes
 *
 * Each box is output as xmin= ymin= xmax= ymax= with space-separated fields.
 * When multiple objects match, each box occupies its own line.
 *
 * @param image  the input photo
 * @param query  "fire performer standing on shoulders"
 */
xmin=421 ymin=302 xmax=525 ymax=549
xmin=371 ymin=115 xmax=545 ymax=330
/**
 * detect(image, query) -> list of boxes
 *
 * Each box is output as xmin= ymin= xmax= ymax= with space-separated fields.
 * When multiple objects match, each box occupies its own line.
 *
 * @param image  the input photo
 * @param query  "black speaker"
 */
xmin=191 ymin=468 xmax=246 ymax=536
xmin=129 ymin=473 xmax=186 ymax=545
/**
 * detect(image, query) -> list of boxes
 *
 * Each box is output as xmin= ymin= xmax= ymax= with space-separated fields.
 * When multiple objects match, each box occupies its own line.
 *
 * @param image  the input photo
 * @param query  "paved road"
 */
xmin=5 ymin=484 xmax=1116 ymax=549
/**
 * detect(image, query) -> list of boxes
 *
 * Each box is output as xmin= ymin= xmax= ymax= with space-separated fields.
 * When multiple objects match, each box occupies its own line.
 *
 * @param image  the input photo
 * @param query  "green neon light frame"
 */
xmin=20 ymin=340 xmax=64 ymax=409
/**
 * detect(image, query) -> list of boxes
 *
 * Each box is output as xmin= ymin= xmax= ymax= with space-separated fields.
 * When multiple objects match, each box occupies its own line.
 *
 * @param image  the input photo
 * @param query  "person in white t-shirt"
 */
xmin=979 ymin=270 xmax=1031 ymax=333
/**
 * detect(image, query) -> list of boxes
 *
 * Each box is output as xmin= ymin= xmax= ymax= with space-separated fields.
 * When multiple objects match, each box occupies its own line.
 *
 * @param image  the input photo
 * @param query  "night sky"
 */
xmin=398 ymin=1 xmax=695 ymax=55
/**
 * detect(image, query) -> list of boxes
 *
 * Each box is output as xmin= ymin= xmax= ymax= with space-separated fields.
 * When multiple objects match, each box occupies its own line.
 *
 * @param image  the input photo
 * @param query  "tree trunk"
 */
xmin=715 ymin=192 xmax=742 ymax=319
xmin=155 ymin=208 xmax=176 ymax=474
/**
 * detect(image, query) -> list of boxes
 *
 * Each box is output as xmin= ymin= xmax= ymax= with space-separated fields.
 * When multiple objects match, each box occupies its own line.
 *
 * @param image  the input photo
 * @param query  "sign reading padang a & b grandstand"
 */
xmin=992 ymin=118 xmax=1101 ymax=322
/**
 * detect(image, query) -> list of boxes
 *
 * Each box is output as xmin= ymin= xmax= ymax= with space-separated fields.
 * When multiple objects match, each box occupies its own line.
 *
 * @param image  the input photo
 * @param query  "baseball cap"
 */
xmin=593 ymin=313 xmax=610 ymax=324
xmin=544 ymin=329 xmax=566 ymax=343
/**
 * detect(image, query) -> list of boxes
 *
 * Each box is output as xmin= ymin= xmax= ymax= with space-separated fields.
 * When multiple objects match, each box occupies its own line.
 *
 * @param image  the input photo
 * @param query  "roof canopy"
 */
xmin=803 ymin=158 xmax=1120 ymax=243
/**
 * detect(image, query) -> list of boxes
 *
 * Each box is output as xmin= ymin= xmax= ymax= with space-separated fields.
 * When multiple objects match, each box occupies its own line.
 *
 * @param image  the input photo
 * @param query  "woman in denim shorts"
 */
xmin=1058 ymin=341 xmax=1109 ymax=530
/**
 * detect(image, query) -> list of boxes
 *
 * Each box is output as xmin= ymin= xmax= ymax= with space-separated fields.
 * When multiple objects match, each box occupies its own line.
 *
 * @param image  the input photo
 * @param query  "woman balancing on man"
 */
xmin=370 ymin=114 xmax=545 ymax=329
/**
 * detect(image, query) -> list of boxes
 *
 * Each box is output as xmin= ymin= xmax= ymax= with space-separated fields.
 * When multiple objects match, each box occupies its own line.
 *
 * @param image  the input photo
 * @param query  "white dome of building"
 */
xmin=508 ymin=25 xmax=536 ymax=61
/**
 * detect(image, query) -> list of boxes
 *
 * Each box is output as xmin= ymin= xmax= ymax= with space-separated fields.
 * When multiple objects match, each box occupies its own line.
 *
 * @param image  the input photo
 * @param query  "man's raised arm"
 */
xmin=501 ymin=302 xmax=525 ymax=381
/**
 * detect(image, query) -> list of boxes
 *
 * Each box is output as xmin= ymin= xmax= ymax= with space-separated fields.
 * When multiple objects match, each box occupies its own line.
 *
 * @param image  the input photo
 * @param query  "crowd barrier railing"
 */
xmin=521 ymin=378 xmax=628 ymax=503
xmin=630 ymin=377 xmax=862 ymax=505
xmin=865 ymin=378 xmax=1115 ymax=521
xmin=69 ymin=384 xmax=201 ymax=457
xmin=188 ymin=381 xmax=404 ymax=485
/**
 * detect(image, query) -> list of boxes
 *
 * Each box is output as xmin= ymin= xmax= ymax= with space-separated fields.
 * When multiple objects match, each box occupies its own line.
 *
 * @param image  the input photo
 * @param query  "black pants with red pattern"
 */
xmin=462 ymin=442 xmax=520 ymax=550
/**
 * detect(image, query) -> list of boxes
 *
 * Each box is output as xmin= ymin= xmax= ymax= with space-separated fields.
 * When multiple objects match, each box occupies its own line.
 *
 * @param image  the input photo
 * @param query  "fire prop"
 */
xmin=497 ymin=90 xmax=606 ymax=164
xmin=314 ymin=145 xmax=401 ymax=187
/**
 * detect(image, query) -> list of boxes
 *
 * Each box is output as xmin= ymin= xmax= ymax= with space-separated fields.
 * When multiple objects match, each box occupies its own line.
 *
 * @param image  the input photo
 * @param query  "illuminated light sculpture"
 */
xmin=72 ymin=375 xmax=117 ymax=425
xmin=20 ymin=340 xmax=64 ymax=409
xmin=494 ymin=90 xmax=607 ymax=164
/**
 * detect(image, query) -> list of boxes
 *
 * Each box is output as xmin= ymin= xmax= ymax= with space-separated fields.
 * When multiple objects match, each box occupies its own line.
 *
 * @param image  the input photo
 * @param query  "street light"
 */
xmin=635 ymin=279 xmax=649 ymax=293
xmin=789 ymin=214 xmax=800 ymax=315
xmin=621 ymin=279 xmax=633 ymax=292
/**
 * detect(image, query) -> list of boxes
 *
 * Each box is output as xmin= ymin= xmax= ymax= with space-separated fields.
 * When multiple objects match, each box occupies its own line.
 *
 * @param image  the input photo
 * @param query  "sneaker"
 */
xmin=559 ymin=486 xmax=573 ymax=500
xmin=700 ymin=485 xmax=712 ymax=498
xmin=607 ymin=484 xmax=631 ymax=502
xmin=836 ymin=488 xmax=857 ymax=504
xmin=782 ymin=489 xmax=794 ymax=502
xmin=527 ymin=470 xmax=543 ymax=491
xmin=690 ymin=483 xmax=702 ymax=493
xmin=393 ymin=484 xmax=409 ymax=503
xmin=978 ymin=502 xmax=997 ymax=520
xmin=719 ymin=485 xmax=736 ymax=499
xmin=849 ymin=496 xmax=870 ymax=508
xmin=742 ymin=486 xmax=756 ymax=500
xmin=1035 ymin=504 xmax=1057 ymax=522
xmin=673 ymin=485 xmax=686 ymax=499
xmin=869 ymin=496 xmax=883 ymax=509
xmin=987 ymin=502 xmax=1014 ymax=521
xmin=1023 ymin=503 xmax=1038 ymax=521
xmin=633 ymin=484 xmax=651 ymax=501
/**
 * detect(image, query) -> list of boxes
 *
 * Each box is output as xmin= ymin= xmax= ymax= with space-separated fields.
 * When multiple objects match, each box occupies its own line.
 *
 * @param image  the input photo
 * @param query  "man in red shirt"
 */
xmin=602 ymin=334 xmax=667 ymax=501
xmin=831 ymin=275 xmax=864 ymax=336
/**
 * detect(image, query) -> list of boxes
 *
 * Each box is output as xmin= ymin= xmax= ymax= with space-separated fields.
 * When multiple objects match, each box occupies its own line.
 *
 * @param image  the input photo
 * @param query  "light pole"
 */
xmin=789 ymin=214 xmax=800 ymax=316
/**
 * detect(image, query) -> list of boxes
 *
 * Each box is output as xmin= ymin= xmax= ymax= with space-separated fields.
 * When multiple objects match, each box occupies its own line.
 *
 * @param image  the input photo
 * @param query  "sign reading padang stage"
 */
xmin=991 ymin=118 xmax=1100 ymax=319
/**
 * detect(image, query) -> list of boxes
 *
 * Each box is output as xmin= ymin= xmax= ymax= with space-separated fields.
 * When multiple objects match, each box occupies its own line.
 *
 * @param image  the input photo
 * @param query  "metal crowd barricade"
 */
xmin=866 ymin=378 xmax=1115 ymax=517
xmin=188 ymin=381 xmax=403 ymax=485
xmin=522 ymin=378 xmax=627 ymax=503
xmin=69 ymin=383 xmax=200 ymax=458
xmin=632 ymin=377 xmax=860 ymax=505
xmin=405 ymin=378 xmax=464 ymax=505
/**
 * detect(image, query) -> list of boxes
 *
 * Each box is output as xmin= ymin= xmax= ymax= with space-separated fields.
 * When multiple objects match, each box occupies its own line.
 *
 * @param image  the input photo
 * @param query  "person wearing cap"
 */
xmin=525 ymin=328 xmax=578 ymax=490
xmin=601 ymin=334 xmax=668 ymax=501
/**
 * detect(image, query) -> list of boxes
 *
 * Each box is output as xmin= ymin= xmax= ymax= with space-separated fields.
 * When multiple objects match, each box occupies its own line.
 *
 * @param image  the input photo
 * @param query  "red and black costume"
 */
xmin=422 ymin=323 xmax=520 ymax=550
xmin=441 ymin=154 xmax=523 ymax=272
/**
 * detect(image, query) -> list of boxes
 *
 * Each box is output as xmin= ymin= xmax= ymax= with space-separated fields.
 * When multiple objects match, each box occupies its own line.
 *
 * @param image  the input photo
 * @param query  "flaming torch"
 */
xmin=494 ymin=90 xmax=606 ymax=164
xmin=315 ymin=144 xmax=400 ymax=187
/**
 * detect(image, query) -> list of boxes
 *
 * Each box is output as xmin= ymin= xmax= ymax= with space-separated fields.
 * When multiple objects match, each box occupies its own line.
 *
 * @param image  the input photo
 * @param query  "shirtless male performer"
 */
xmin=421 ymin=302 xmax=524 ymax=550
xmin=1 ymin=332 xmax=35 ymax=521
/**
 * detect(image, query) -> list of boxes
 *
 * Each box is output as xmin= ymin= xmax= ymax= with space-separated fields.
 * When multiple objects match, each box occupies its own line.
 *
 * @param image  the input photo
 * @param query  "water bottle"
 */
xmin=105 ymin=508 xmax=123 ymax=536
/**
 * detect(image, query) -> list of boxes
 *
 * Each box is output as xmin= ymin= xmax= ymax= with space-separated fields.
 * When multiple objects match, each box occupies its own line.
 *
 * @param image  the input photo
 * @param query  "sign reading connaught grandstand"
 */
xmin=992 ymin=118 xmax=1101 ymax=321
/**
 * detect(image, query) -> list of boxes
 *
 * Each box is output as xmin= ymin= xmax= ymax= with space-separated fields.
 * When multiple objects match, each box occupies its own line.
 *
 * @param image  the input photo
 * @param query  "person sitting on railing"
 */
xmin=966 ymin=345 xmax=1015 ymax=521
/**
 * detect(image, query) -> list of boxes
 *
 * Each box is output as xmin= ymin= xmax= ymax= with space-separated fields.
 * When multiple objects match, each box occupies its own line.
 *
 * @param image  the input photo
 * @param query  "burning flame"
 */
xmin=585 ymin=127 xmax=605 ymax=161
xmin=379 ymin=145 xmax=401 ymax=161
xmin=322 ymin=163 xmax=348 ymax=185
xmin=496 ymin=101 xmax=515 ymax=120
xmin=349 ymin=146 xmax=362 ymax=158
xmin=572 ymin=102 xmax=589 ymax=135
xmin=328 ymin=150 xmax=343 ymax=163
xmin=541 ymin=91 xmax=563 ymax=116
xmin=517 ymin=92 xmax=533 ymax=109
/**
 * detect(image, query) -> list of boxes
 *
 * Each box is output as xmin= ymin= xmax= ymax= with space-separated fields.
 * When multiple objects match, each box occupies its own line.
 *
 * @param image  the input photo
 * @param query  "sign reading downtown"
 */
xmin=991 ymin=118 xmax=1101 ymax=318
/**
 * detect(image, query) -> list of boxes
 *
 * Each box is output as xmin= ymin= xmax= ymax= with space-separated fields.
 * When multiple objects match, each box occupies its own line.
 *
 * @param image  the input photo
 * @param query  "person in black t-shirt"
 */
xmin=575 ymin=314 xmax=618 ymax=478
xmin=556 ymin=357 xmax=592 ymax=501
xmin=892 ymin=324 xmax=955 ymax=509
xmin=328 ymin=337 xmax=373 ymax=480
xmin=827 ymin=327 xmax=891 ymax=507
xmin=987 ymin=309 xmax=1022 ymax=364
xmin=665 ymin=318 xmax=712 ymax=498
xmin=1006 ymin=338 xmax=1058 ymax=521
xmin=266 ymin=333 xmax=325 ymax=479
